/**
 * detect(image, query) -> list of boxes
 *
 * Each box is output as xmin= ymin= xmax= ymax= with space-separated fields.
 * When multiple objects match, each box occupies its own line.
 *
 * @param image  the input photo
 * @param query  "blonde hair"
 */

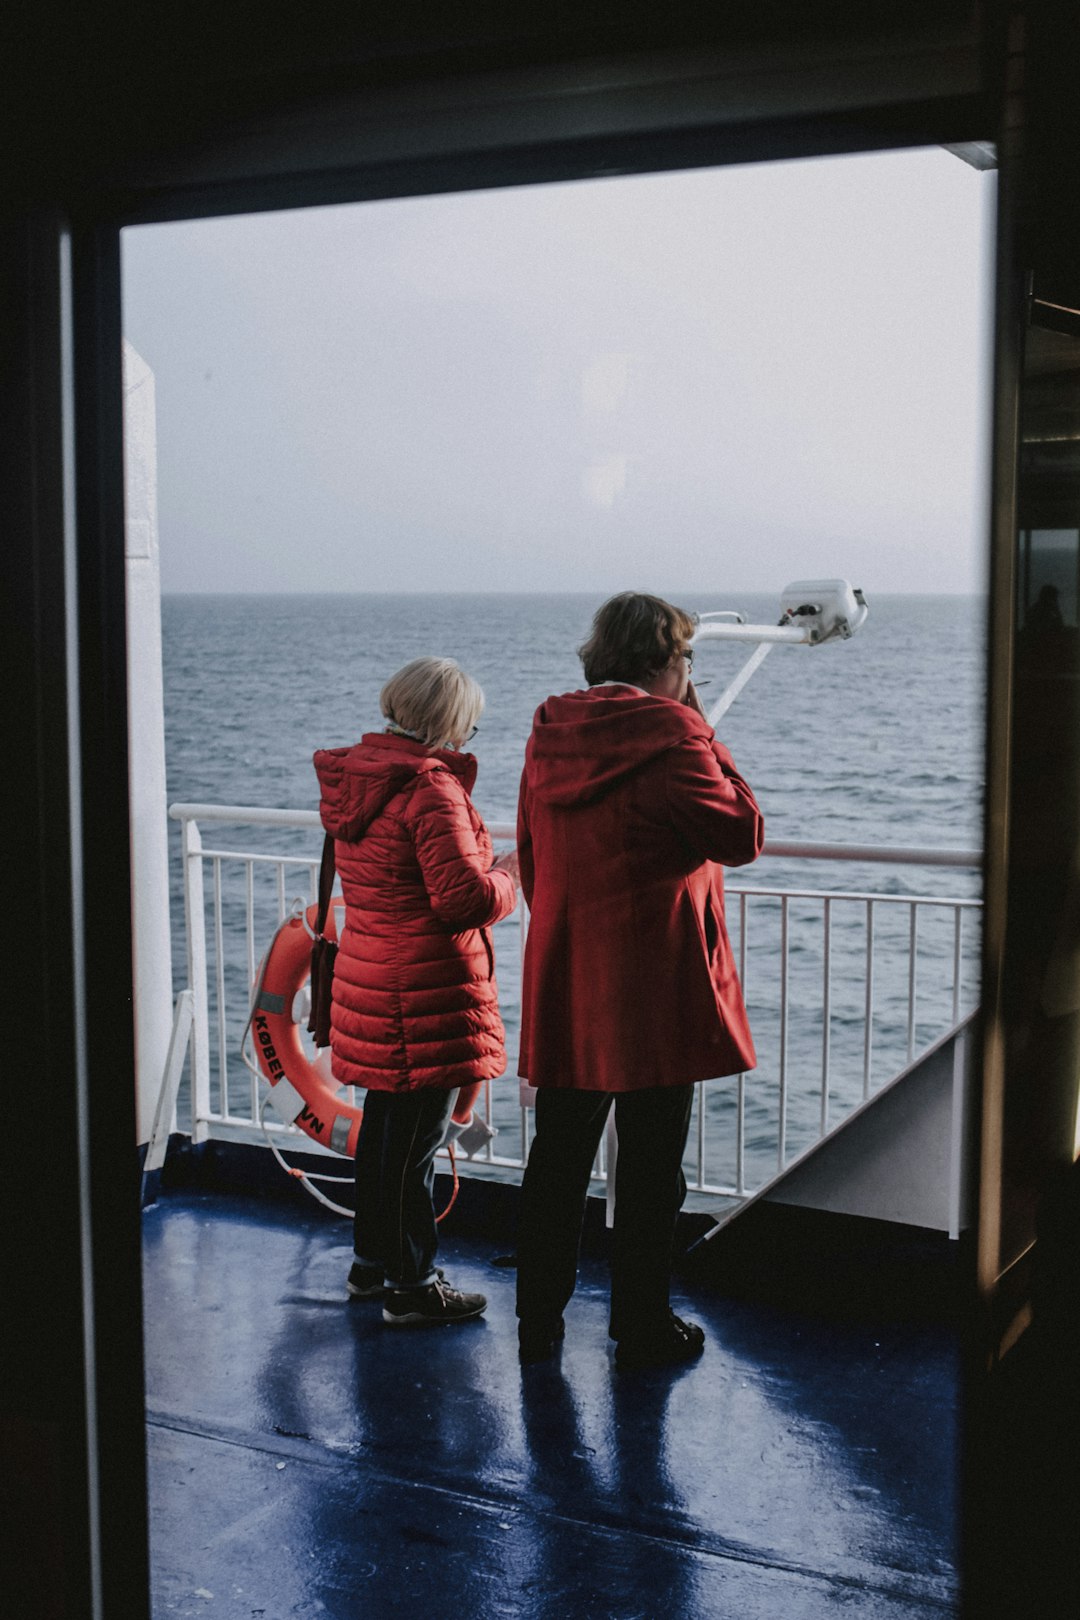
xmin=380 ymin=657 xmax=484 ymax=749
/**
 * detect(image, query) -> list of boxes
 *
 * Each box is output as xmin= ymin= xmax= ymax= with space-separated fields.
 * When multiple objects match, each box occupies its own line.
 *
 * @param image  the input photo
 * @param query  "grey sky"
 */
xmin=121 ymin=147 xmax=994 ymax=596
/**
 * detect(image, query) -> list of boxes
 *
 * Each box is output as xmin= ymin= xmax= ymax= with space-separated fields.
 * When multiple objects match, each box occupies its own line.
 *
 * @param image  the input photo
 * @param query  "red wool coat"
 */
xmin=313 ymin=734 xmax=517 ymax=1092
xmin=517 ymin=687 xmax=763 ymax=1092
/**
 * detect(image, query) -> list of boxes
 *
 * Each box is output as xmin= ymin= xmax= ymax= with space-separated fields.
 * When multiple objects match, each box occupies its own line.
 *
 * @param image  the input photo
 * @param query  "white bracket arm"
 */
xmin=143 ymin=989 xmax=195 ymax=1185
xmin=706 ymin=640 xmax=775 ymax=726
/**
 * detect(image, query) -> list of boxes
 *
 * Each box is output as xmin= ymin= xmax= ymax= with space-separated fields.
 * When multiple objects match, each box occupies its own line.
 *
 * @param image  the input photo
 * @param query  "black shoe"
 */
xmin=382 ymin=1277 xmax=487 ymax=1327
xmin=518 ymin=1317 xmax=566 ymax=1365
xmin=346 ymin=1262 xmax=385 ymax=1299
xmin=614 ymin=1313 xmax=705 ymax=1370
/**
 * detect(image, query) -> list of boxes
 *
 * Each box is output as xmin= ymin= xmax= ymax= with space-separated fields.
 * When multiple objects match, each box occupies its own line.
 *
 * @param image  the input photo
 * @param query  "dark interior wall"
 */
xmin=1023 ymin=0 xmax=1080 ymax=314
xmin=955 ymin=9 xmax=1080 ymax=1617
xmin=5 ymin=3 xmax=985 ymax=217
xmin=0 ymin=213 xmax=149 ymax=1617
xmin=0 ymin=215 xmax=99 ymax=1620
xmin=0 ymin=5 xmax=1030 ymax=1618
xmin=975 ymin=0 xmax=1080 ymax=1317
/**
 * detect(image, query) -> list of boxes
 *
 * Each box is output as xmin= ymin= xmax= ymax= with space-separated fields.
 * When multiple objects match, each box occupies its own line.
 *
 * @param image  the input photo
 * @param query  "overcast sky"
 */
xmin=121 ymin=147 xmax=995 ymax=596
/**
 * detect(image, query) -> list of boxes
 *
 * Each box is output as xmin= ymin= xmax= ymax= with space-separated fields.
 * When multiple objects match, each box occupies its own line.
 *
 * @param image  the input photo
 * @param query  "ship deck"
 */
xmin=142 ymin=1184 xmax=958 ymax=1618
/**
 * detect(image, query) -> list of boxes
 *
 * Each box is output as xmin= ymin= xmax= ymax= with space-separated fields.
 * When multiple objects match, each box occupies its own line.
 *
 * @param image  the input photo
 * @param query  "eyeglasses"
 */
xmin=681 ymin=647 xmax=695 ymax=670
xmin=463 ymin=725 xmax=479 ymax=743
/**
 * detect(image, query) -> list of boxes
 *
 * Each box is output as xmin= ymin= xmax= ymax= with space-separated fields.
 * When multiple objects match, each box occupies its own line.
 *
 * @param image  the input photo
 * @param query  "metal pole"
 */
xmin=778 ymin=896 xmax=789 ymax=1170
xmin=736 ymin=891 xmax=747 ymax=1197
xmin=604 ymin=1112 xmax=618 ymax=1229
xmin=213 ymin=856 xmax=228 ymax=1117
xmin=182 ymin=816 xmax=211 ymax=1143
xmin=907 ymin=903 xmax=919 ymax=1063
xmin=706 ymin=641 xmax=775 ymax=726
xmin=863 ymin=899 xmax=875 ymax=1100
xmin=820 ymin=897 xmax=832 ymax=1137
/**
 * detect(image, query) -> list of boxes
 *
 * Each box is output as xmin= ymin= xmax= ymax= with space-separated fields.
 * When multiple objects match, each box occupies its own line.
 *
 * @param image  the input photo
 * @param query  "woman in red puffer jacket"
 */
xmin=314 ymin=656 xmax=518 ymax=1329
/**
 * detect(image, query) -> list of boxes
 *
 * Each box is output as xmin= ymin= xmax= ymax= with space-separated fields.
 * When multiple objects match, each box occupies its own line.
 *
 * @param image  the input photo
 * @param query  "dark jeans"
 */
xmin=353 ymin=1088 xmax=455 ymax=1289
xmin=516 ymin=1084 xmax=695 ymax=1341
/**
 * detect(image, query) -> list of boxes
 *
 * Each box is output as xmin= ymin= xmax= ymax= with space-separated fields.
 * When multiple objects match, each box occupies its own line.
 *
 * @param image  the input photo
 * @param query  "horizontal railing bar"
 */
xmin=187 ymin=841 xmax=986 ymax=906
xmin=171 ymin=803 xmax=323 ymax=828
xmin=760 ymin=840 xmax=980 ymax=866
xmin=197 ymin=848 xmax=317 ymax=868
xmin=190 ymin=842 xmax=984 ymax=907
xmin=188 ymin=844 xmax=983 ymax=910
xmin=728 ymin=885 xmax=982 ymax=908
xmin=171 ymin=803 xmax=980 ymax=870
xmin=196 ymin=1119 xmax=746 ymax=1195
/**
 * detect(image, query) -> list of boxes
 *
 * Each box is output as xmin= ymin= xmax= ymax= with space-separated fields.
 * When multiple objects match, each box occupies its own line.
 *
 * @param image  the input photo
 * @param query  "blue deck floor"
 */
xmin=142 ymin=1189 xmax=959 ymax=1618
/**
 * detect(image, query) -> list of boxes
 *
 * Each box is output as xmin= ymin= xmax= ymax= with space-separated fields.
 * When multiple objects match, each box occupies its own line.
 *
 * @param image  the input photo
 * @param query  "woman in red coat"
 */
xmin=515 ymin=593 xmax=763 ymax=1367
xmin=314 ymin=656 xmax=518 ymax=1327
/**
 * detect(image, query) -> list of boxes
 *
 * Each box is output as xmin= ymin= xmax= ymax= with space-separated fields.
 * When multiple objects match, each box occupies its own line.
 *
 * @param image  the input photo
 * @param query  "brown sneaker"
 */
xmin=382 ymin=1277 xmax=486 ymax=1327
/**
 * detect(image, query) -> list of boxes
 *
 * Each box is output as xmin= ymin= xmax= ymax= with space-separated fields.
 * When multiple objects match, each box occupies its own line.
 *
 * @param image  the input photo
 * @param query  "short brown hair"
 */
xmin=578 ymin=592 xmax=698 ymax=687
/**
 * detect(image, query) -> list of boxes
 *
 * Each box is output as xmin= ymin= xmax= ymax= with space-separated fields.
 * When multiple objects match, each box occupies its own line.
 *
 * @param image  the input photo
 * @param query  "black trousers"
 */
xmin=353 ymin=1088 xmax=455 ymax=1288
xmin=516 ymin=1084 xmax=695 ymax=1341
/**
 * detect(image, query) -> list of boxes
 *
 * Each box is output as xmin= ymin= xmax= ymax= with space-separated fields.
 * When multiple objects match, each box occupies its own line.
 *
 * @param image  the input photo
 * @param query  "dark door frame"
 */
xmin=4 ymin=16 xmax=1011 ymax=1615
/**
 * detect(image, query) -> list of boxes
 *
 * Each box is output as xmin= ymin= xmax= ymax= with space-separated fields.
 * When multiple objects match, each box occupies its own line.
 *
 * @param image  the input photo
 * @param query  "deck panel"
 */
xmin=143 ymin=1191 xmax=958 ymax=1618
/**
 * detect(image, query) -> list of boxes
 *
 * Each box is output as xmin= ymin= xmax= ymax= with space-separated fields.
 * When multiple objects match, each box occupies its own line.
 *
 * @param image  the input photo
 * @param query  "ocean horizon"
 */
xmin=163 ymin=587 xmax=986 ymax=598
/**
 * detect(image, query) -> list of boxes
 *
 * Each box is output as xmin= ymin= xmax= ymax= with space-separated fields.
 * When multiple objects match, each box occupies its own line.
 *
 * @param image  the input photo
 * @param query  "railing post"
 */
xmin=778 ymin=895 xmax=789 ymax=1170
xmin=907 ymin=903 xmax=919 ymax=1063
xmin=519 ymin=895 xmax=530 ymax=1166
xmin=212 ymin=856 xmax=229 ymax=1117
xmin=863 ymin=899 xmax=875 ymax=1099
xmin=949 ymin=1026 xmax=968 ymax=1241
xmin=247 ymin=860 xmax=259 ymax=1121
xmin=820 ymin=897 xmax=832 ymax=1136
xmin=182 ymin=815 xmax=211 ymax=1142
xmin=952 ymin=907 xmax=964 ymax=1026
xmin=142 ymin=990 xmax=195 ymax=1186
xmin=736 ymin=891 xmax=747 ymax=1196
xmin=604 ymin=1112 xmax=618 ymax=1228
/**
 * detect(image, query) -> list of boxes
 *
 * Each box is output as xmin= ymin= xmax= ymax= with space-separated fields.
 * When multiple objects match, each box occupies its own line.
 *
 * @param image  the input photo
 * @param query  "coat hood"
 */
xmin=525 ymin=687 xmax=714 ymax=806
xmin=314 ymin=732 xmax=478 ymax=840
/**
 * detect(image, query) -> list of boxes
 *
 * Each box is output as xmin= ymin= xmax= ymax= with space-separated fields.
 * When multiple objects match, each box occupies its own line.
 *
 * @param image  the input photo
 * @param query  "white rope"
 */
xmin=238 ymin=903 xmax=356 ymax=1218
xmin=240 ymin=900 xmax=461 ymax=1225
xmin=258 ymin=1094 xmax=355 ymax=1218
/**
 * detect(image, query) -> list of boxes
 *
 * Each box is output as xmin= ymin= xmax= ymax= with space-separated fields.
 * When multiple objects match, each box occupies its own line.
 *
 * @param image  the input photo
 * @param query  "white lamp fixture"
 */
xmin=692 ymin=579 xmax=869 ymax=724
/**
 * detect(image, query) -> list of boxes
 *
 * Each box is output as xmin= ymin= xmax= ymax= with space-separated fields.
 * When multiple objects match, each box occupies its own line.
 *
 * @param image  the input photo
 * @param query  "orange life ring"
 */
xmin=252 ymin=904 xmax=484 ymax=1156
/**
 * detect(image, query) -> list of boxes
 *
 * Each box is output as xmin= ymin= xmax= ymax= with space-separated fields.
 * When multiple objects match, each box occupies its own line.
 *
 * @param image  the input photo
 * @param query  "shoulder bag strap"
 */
xmin=315 ymin=832 xmax=335 ymax=937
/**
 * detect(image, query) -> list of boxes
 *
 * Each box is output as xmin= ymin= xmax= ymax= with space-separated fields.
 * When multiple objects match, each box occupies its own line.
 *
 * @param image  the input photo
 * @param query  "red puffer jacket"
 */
xmin=517 ymin=686 xmax=763 ymax=1092
xmin=313 ymin=733 xmax=517 ymax=1092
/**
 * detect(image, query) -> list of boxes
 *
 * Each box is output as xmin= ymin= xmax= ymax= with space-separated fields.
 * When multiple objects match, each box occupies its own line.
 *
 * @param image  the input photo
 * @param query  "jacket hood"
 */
xmin=525 ymin=687 xmax=713 ymax=806
xmin=314 ymin=732 xmax=478 ymax=839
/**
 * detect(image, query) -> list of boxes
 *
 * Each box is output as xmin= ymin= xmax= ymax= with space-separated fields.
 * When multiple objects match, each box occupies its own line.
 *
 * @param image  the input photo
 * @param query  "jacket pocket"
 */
xmin=480 ymin=928 xmax=496 ymax=980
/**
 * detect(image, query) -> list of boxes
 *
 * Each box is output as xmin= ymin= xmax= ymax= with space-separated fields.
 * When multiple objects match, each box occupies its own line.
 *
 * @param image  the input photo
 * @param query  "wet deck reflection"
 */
xmin=144 ymin=1190 xmax=958 ymax=1618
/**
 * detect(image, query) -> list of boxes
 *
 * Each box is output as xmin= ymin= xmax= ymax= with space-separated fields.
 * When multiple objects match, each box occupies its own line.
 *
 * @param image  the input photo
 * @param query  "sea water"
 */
xmin=162 ymin=592 xmax=984 ymax=1190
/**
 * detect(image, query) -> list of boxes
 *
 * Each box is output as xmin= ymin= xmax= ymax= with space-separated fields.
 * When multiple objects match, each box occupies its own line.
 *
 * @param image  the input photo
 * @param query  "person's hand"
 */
xmin=491 ymin=848 xmax=520 ymax=885
xmin=684 ymin=679 xmax=708 ymax=718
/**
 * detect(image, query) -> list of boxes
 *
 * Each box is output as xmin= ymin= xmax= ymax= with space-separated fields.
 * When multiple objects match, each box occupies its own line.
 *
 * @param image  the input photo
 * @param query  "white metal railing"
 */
xmin=168 ymin=802 xmax=981 ymax=1203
